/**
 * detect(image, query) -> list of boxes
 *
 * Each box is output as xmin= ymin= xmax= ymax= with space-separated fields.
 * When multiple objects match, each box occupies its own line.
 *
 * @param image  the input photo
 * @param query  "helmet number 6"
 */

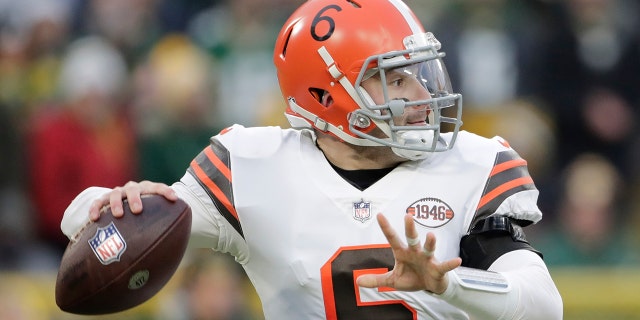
xmin=311 ymin=5 xmax=342 ymax=41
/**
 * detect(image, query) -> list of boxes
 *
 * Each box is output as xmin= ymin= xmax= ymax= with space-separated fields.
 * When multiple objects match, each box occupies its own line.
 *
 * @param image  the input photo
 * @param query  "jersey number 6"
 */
xmin=321 ymin=245 xmax=417 ymax=319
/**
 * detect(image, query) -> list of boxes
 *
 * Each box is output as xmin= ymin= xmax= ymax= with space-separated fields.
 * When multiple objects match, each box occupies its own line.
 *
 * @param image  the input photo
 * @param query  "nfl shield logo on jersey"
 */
xmin=352 ymin=199 xmax=371 ymax=223
xmin=88 ymin=222 xmax=127 ymax=265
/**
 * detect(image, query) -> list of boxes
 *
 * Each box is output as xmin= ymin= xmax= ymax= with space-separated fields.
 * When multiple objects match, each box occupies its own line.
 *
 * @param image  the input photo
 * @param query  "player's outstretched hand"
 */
xmin=357 ymin=213 xmax=462 ymax=294
xmin=89 ymin=181 xmax=178 ymax=221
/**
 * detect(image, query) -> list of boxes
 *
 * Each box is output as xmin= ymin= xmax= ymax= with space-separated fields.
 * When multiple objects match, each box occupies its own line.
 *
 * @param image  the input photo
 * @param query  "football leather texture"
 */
xmin=55 ymin=194 xmax=192 ymax=315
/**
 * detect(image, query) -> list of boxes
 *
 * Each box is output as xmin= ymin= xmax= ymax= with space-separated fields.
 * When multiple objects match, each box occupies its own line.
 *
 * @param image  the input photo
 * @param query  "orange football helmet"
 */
xmin=274 ymin=0 xmax=463 ymax=159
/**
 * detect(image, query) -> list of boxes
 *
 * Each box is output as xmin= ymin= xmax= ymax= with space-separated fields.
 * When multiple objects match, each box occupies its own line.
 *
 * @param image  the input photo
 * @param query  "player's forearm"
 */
xmin=435 ymin=250 xmax=563 ymax=319
xmin=60 ymin=187 xmax=112 ymax=238
xmin=173 ymin=174 xmax=239 ymax=255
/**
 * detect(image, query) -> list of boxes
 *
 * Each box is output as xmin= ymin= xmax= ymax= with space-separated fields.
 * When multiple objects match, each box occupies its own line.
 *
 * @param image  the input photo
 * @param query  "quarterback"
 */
xmin=61 ymin=0 xmax=563 ymax=319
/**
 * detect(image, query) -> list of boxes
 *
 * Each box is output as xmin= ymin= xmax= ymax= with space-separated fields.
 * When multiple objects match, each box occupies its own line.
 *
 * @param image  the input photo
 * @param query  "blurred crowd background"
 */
xmin=0 ymin=0 xmax=639 ymax=319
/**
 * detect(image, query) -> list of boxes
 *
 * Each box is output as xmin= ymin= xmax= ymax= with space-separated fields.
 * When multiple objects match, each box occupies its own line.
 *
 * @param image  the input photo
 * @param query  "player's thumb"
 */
xmin=356 ymin=274 xmax=386 ymax=289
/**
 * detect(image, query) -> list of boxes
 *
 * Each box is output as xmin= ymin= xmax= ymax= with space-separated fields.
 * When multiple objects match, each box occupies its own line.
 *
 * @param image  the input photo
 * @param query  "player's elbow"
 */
xmin=508 ymin=265 xmax=563 ymax=320
xmin=531 ymin=266 xmax=563 ymax=319
xmin=546 ymin=294 xmax=564 ymax=320
xmin=527 ymin=286 xmax=563 ymax=320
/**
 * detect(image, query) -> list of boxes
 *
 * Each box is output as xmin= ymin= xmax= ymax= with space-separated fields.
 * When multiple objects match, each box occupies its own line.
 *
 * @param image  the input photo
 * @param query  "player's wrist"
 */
xmin=426 ymin=272 xmax=456 ymax=297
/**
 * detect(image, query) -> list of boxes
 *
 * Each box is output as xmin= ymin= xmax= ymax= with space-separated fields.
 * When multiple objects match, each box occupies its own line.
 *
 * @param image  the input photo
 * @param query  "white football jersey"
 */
xmin=174 ymin=124 xmax=542 ymax=320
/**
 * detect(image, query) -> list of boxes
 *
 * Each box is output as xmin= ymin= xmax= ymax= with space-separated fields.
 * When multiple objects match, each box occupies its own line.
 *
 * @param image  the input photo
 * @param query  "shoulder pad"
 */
xmin=214 ymin=125 xmax=288 ymax=158
xmin=490 ymin=135 xmax=514 ymax=151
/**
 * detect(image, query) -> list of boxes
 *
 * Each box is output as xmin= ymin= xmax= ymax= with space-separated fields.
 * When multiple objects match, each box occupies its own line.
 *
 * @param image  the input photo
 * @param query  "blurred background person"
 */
xmin=185 ymin=0 xmax=297 ymax=127
xmin=72 ymin=0 xmax=165 ymax=66
xmin=26 ymin=36 xmax=137 ymax=254
xmin=0 ymin=103 xmax=38 ymax=270
xmin=0 ymin=0 xmax=73 ymax=273
xmin=157 ymin=249 xmax=259 ymax=320
xmin=0 ymin=0 xmax=71 ymax=118
xmin=535 ymin=0 xmax=640 ymax=182
xmin=132 ymin=34 xmax=222 ymax=184
xmin=537 ymin=153 xmax=638 ymax=266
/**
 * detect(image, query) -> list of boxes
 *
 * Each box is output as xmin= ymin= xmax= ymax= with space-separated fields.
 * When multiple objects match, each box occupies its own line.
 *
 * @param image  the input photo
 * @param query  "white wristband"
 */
xmin=450 ymin=266 xmax=511 ymax=293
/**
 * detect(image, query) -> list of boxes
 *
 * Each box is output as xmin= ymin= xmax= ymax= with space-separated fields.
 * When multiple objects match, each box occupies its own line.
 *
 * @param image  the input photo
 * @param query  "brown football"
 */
xmin=55 ymin=194 xmax=192 ymax=315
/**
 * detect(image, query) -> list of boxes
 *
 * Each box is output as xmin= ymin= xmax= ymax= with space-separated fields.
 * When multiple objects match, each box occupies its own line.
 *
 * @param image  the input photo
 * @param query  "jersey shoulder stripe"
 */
xmin=188 ymin=138 xmax=244 ymax=238
xmin=473 ymin=149 xmax=536 ymax=224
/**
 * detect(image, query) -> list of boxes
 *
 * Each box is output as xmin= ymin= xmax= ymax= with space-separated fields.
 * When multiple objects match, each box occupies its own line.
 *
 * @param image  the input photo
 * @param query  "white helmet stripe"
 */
xmin=317 ymin=46 xmax=367 ymax=109
xmin=388 ymin=0 xmax=423 ymax=34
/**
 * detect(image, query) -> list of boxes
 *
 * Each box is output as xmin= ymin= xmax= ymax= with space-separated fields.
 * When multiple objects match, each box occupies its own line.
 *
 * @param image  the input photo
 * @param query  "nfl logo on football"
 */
xmin=352 ymin=200 xmax=371 ymax=223
xmin=88 ymin=222 xmax=128 ymax=265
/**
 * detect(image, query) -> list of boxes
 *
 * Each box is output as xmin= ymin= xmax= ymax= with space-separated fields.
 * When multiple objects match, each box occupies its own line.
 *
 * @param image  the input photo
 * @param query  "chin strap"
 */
xmin=391 ymin=130 xmax=435 ymax=160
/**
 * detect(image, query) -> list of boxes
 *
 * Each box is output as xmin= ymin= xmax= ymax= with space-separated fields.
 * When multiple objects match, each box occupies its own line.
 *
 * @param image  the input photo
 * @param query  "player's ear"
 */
xmin=321 ymin=91 xmax=334 ymax=107
xmin=308 ymin=88 xmax=333 ymax=108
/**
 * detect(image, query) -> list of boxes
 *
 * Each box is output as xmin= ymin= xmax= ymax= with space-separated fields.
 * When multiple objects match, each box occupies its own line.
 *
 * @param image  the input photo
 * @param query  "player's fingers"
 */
xmin=437 ymin=257 xmax=462 ymax=274
xmin=123 ymin=181 xmax=145 ymax=214
xmin=356 ymin=272 xmax=391 ymax=289
xmin=355 ymin=274 xmax=377 ymax=288
xmin=127 ymin=181 xmax=177 ymax=213
xmin=89 ymin=197 xmax=107 ymax=221
xmin=376 ymin=213 xmax=404 ymax=249
xmin=109 ymin=187 xmax=127 ymax=217
xmin=141 ymin=181 xmax=178 ymax=201
xmin=423 ymin=232 xmax=437 ymax=257
xmin=404 ymin=214 xmax=421 ymax=249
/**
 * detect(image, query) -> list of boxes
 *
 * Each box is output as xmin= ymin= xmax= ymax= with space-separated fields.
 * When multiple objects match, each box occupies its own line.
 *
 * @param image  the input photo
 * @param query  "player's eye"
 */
xmin=388 ymin=77 xmax=404 ymax=87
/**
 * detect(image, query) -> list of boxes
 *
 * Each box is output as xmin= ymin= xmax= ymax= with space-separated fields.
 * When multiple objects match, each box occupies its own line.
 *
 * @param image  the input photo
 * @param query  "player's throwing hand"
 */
xmin=88 ymin=181 xmax=178 ymax=221
xmin=357 ymin=213 xmax=462 ymax=294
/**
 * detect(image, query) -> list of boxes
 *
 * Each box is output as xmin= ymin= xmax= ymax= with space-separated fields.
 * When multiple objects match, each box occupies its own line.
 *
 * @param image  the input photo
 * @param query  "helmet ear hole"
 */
xmin=309 ymin=88 xmax=323 ymax=102
xmin=309 ymin=88 xmax=333 ymax=108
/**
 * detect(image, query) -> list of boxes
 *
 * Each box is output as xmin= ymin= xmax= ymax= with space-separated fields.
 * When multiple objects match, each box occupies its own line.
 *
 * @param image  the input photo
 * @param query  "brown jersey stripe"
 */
xmin=472 ymin=150 xmax=537 ymax=226
xmin=483 ymin=161 xmax=532 ymax=195
xmin=187 ymin=140 xmax=244 ymax=238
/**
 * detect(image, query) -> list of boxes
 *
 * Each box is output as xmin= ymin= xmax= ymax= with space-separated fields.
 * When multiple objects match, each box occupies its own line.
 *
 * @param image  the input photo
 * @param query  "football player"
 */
xmin=61 ymin=0 xmax=563 ymax=318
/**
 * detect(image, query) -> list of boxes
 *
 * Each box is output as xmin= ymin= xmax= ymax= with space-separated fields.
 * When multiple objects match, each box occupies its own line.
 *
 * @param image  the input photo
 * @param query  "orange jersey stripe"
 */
xmin=477 ymin=176 xmax=534 ymax=209
xmin=490 ymin=158 xmax=527 ymax=177
xmin=190 ymin=159 xmax=239 ymax=221
xmin=204 ymin=146 xmax=231 ymax=181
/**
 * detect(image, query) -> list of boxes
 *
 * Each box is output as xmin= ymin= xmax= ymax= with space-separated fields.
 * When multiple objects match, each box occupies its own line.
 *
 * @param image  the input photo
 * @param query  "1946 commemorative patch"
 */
xmin=406 ymin=197 xmax=454 ymax=228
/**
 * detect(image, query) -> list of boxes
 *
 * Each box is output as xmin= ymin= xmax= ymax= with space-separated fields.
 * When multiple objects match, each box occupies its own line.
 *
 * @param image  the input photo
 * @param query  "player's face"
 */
xmin=361 ymin=64 xmax=432 ymax=127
